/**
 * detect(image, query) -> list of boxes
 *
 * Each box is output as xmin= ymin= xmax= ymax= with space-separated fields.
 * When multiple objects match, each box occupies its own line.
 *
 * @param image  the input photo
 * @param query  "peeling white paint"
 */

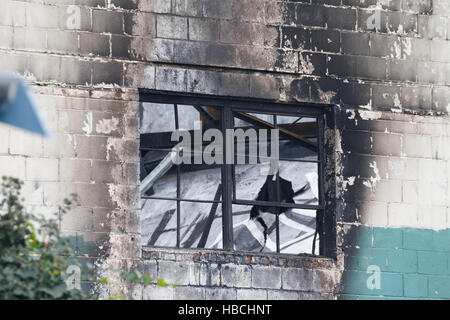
xmin=335 ymin=129 xmax=343 ymax=154
xmin=359 ymin=100 xmax=372 ymax=110
xmin=346 ymin=109 xmax=356 ymax=120
xmin=346 ymin=109 xmax=358 ymax=125
xmin=82 ymin=111 xmax=93 ymax=135
xmin=105 ymin=137 xmax=133 ymax=163
xmin=343 ymin=176 xmax=356 ymax=191
xmin=317 ymin=88 xmax=336 ymax=103
xmin=363 ymin=161 xmax=381 ymax=191
xmin=299 ymin=54 xmax=315 ymax=74
xmin=377 ymin=0 xmax=390 ymax=6
xmin=391 ymin=40 xmax=402 ymax=59
xmin=96 ymin=117 xmax=119 ymax=135
xmin=402 ymin=38 xmax=412 ymax=58
xmin=359 ymin=110 xmax=382 ymax=120
xmin=108 ymin=184 xmax=125 ymax=209
xmin=390 ymin=93 xmax=402 ymax=113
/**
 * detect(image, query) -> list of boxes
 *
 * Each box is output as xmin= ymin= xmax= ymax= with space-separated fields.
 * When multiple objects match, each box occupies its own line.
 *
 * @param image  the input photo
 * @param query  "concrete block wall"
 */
xmin=130 ymin=0 xmax=450 ymax=300
xmin=340 ymin=226 xmax=450 ymax=299
xmin=135 ymin=0 xmax=450 ymax=115
xmin=335 ymin=109 xmax=450 ymax=299
xmin=0 ymin=0 xmax=142 ymax=297
xmin=127 ymin=248 xmax=337 ymax=300
xmin=0 ymin=0 xmax=449 ymax=299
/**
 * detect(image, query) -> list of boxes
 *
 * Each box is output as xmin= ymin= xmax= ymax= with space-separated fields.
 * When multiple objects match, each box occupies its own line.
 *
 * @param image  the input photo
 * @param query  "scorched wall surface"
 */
xmin=0 ymin=0 xmax=448 ymax=299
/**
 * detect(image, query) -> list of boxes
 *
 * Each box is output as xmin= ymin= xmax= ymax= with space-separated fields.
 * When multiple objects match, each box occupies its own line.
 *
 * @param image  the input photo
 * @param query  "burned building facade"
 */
xmin=0 ymin=0 xmax=449 ymax=299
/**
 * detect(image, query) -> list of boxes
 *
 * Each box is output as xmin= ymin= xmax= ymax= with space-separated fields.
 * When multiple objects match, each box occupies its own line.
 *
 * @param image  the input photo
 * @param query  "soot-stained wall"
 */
xmin=0 ymin=0 xmax=449 ymax=299
xmin=132 ymin=0 xmax=450 ymax=299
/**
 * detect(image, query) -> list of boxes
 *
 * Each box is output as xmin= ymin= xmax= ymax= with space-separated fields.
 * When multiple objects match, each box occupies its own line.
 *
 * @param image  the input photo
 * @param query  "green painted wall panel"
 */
xmin=403 ymin=229 xmax=433 ymax=251
xmin=340 ymin=226 xmax=450 ymax=300
xmin=345 ymin=248 xmax=417 ymax=273
xmin=341 ymin=270 xmax=403 ymax=296
xmin=428 ymin=276 xmax=450 ymax=299
xmin=432 ymin=229 xmax=450 ymax=252
xmin=373 ymin=228 xmax=402 ymax=249
xmin=418 ymin=251 xmax=448 ymax=275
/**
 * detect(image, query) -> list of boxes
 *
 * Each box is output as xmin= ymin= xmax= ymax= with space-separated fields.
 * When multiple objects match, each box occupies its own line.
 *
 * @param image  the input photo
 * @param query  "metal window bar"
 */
xmin=317 ymin=116 xmax=325 ymax=206
xmin=231 ymin=116 xmax=237 ymax=202
xmin=141 ymin=196 xmax=323 ymax=210
xmin=274 ymin=114 xmax=281 ymax=253
xmin=221 ymin=107 xmax=234 ymax=250
xmin=174 ymin=104 xmax=181 ymax=248
xmin=139 ymin=90 xmax=329 ymax=117
xmin=291 ymin=116 xmax=303 ymax=125
xmin=233 ymin=111 xmax=317 ymax=151
xmin=141 ymin=146 xmax=322 ymax=164
xmin=141 ymin=196 xmax=222 ymax=204
xmin=316 ymin=115 xmax=326 ymax=255
xmin=232 ymin=199 xmax=323 ymax=210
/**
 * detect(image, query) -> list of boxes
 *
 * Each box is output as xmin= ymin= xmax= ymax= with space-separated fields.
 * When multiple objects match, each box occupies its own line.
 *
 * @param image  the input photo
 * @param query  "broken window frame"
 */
xmin=139 ymin=91 xmax=331 ymax=257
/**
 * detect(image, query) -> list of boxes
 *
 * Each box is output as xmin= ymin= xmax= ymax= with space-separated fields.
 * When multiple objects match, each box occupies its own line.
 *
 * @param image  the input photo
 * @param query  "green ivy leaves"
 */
xmin=0 ymin=176 xmax=88 ymax=300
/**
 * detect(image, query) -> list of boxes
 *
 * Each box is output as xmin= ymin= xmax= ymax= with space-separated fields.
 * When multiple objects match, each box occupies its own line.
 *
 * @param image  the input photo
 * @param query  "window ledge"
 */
xmin=142 ymin=246 xmax=337 ymax=270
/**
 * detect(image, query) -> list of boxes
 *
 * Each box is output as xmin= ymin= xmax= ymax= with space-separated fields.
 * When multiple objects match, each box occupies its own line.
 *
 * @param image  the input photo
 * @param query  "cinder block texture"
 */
xmin=0 ymin=1 xmax=448 ymax=113
xmin=136 ymin=248 xmax=339 ymax=300
xmin=337 ymin=109 xmax=449 ymax=230
xmin=115 ymin=0 xmax=450 ymax=113
xmin=341 ymin=226 xmax=450 ymax=299
xmin=1 ymin=0 xmax=449 ymax=301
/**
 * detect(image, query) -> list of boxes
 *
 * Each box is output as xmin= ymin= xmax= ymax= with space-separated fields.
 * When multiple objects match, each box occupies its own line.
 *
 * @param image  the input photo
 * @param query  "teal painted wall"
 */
xmin=340 ymin=226 xmax=450 ymax=300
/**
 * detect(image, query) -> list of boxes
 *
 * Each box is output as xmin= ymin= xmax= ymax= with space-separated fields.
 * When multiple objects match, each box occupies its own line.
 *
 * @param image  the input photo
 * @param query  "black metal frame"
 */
xmin=140 ymin=90 xmax=329 ymax=256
